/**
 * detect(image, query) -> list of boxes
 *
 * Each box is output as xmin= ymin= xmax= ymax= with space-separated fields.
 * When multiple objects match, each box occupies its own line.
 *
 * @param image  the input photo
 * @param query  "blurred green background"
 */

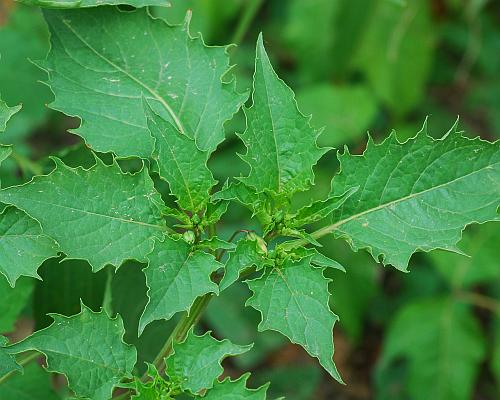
xmin=0 ymin=0 xmax=499 ymax=399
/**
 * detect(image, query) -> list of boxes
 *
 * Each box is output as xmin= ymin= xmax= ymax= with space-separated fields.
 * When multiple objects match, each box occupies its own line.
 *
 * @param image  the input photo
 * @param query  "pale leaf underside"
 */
xmin=0 ymin=97 xmax=21 ymax=133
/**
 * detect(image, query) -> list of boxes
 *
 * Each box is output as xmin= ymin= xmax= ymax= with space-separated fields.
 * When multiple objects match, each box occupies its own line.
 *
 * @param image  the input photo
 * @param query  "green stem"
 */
xmin=102 ymin=266 xmax=114 ymax=316
xmin=151 ymin=294 xmax=213 ymax=375
xmin=457 ymin=291 xmax=500 ymax=316
xmin=10 ymin=150 xmax=43 ymax=177
xmin=231 ymin=0 xmax=264 ymax=45
xmin=0 ymin=351 xmax=40 ymax=385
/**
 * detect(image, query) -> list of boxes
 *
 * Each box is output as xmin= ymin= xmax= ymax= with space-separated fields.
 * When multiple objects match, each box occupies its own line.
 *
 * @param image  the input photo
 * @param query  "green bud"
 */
xmin=183 ymin=230 xmax=196 ymax=244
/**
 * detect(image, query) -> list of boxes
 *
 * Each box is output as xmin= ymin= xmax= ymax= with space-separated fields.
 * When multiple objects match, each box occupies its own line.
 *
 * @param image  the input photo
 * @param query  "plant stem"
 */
xmin=11 ymin=150 xmax=43 ymax=177
xmin=457 ymin=291 xmax=500 ymax=316
xmin=150 ymin=293 xmax=213 ymax=376
xmin=102 ymin=266 xmax=114 ymax=316
xmin=231 ymin=0 xmax=264 ymax=45
xmin=0 ymin=351 xmax=40 ymax=384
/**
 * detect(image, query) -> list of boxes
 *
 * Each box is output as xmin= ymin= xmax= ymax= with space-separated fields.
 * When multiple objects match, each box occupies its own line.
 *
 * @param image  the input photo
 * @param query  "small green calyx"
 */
xmin=246 ymin=232 xmax=268 ymax=254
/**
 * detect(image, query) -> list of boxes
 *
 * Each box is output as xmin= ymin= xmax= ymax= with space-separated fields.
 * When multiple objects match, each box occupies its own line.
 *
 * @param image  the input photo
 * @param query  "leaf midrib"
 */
xmin=315 ymin=161 xmax=499 ymax=239
xmin=258 ymin=54 xmax=282 ymax=192
xmin=59 ymin=16 xmax=186 ymax=136
xmin=4 ymin=197 xmax=164 ymax=230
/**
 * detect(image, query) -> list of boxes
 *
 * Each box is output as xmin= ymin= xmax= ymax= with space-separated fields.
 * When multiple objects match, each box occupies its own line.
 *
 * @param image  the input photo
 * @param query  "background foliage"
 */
xmin=0 ymin=0 xmax=498 ymax=399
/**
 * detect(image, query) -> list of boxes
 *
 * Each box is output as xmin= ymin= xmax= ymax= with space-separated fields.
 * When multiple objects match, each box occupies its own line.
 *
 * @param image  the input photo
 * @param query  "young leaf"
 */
xmin=246 ymin=256 xmax=343 ymax=382
xmin=145 ymin=101 xmax=216 ymax=212
xmin=165 ymin=329 xmax=252 ymax=394
xmin=18 ymin=0 xmax=171 ymax=8
xmin=0 ymin=336 xmax=21 ymax=377
xmin=238 ymin=34 xmax=328 ymax=196
xmin=203 ymin=373 xmax=269 ymax=399
xmin=139 ymin=237 xmax=221 ymax=334
xmin=0 ymin=206 xmax=59 ymax=286
xmin=0 ymin=158 xmax=166 ymax=271
xmin=213 ymin=181 xmax=270 ymax=222
xmin=220 ymin=238 xmax=268 ymax=291
xmin=6 ymin=304 xmax=137 ymax=400
xmin=291 ymin=186 xmax=358 ymax=227
xmin=328 ymin=125 xmax=500 ymax=270
xmin=127 ymin=363 xmax=171 ymax=399
xmin=41 ymin=6 xmax=247 ymax=157
xmin=378 ymin=298 xmax=485 ymax=400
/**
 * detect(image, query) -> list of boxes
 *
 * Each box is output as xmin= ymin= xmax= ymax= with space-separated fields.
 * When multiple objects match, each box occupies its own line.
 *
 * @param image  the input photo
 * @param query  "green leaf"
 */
xmin=0 ymin=277 xmax=33 ymax=333
xmin=431 ymin=223 xmax=500 ymax=289
xmin=6 ymin=303 xmax=137 ymax=400
xmin=0 ymin=96 xmax=21 ymax=133
xmin=0 ymin=362 xmax=60 ymax=400
xmin=213 ymin=181 xmax=268 ymax=214
xmin=220 ymin=238 xmax=268 ymax=291
xmin=0 ymin=207 xmax=59 ymax=286
xmin=0 ymin=145 xmax=11 ymax=165
xmin=139 ymin=237 xmax=221 ymax=334
xmin=165 ymin=329 xmax=252 ymax=394
xmin=329 ymin=124 xmax=500 ymax=270
xmin=197 ymin=236 xmax=236 ymax=251
xmin=290 ymin=247 xmax=345 ymax=272
xmin=42 ymin=6 xmax=246 ymax=157
xmin=356 ymin=0 xmax=436 ymax=115
xmin=238 ymin=34 xmax=328 ymax=196
xmin=0 ymin=336 xmax=21 ymax=377
xmin=281 ymin=0 xmax=339 ymax=82
xmin=205 ymin=200 xmax=229 ymax=225
xmin=18 ymin=0 xmax=171 ymax=8
xmin=145 ymin=100 xmax=216 ymax=212
xmin=296 ymin=84 xmax=378 ymax=148
xmin=246 ymin=256 xmax=343 ymax=382
xmin=281 ymin=228 xmax=322 ymax=247
xmin=0 ymin=8 xmax=51 ymax=142
xmin=0 ymin=158 xmax=166 ymax=271
xmin=203 ymin=373 xmax=269 ymax=399
xmin=377 ymin=298 xmax=485 ymax=400
xmin=0 ymin=145 xmax=12 ymax=187
xmin=128 ymin=363 xmax=170 ymax=400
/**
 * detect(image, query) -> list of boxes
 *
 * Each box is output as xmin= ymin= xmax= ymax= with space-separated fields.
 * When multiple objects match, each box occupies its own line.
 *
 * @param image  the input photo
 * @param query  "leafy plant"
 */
xmin=0 ymin=1 xmax=499 ymax=399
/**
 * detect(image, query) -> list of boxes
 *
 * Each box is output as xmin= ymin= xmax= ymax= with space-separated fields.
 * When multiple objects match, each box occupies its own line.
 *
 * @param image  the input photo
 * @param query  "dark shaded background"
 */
xmin=0 ymin=0 xmax=499 ymax=399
